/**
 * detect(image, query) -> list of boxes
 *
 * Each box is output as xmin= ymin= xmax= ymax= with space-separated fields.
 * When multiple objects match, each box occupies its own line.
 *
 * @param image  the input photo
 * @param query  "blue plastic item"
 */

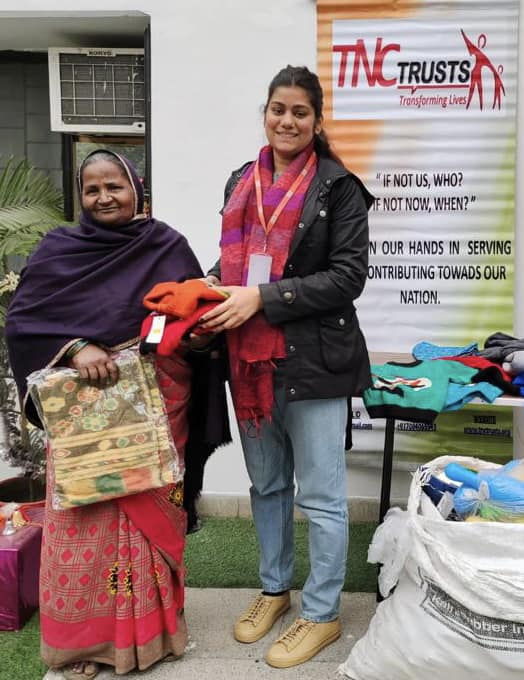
xmin=444 ymin=463 xmax=487 ymax=490
xmin=444 ymin=460 xmax=524 ymax=521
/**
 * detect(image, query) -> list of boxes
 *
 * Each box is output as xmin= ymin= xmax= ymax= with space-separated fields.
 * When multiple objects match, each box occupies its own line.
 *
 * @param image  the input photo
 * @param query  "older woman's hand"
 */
xmin=198 ymin=286 xmax=263 ymax=331
xmin=178 ymin=331 xmax=217 ymax=354
xmin=69 ymin=344 xmax=119 ymax=386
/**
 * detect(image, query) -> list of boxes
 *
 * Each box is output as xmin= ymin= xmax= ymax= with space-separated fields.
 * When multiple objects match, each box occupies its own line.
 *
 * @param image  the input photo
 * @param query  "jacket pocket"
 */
xmin=319 ymin=313 xmax=356 ymax=373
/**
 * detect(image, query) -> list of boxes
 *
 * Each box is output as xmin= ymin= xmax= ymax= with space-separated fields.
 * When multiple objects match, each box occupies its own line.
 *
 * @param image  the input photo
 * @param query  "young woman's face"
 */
xmin=264 ymin=85 xmax=321 ymax=165
xmin=80 ymin=160 xmax=135 ymax=227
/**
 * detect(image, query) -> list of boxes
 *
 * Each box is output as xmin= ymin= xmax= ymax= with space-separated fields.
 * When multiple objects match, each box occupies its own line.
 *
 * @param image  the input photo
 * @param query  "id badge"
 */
xmin=246 ymin=253 xmax=272 ymax=286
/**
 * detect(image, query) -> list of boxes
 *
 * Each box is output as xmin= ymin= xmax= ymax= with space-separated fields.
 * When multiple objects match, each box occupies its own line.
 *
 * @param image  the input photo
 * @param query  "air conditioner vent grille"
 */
xmin=57 ymin=52 xmax=145 ymax=126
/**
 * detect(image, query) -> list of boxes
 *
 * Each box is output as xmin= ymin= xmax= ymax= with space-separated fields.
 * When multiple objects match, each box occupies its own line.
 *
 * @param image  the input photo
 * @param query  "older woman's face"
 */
xmin=81 ymin=160 xmax=135 ymax=227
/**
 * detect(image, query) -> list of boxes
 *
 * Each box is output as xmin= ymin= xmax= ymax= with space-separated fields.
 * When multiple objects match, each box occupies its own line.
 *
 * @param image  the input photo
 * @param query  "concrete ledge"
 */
xmin=197 ymin=492 xmax=407 ymax=523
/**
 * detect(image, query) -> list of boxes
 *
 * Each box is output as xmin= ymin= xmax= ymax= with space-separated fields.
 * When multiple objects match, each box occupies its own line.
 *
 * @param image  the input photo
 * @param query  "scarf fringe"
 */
xmin=237 ymin=407 xmax=273 ymax=436
xmin=239 ymin=358 xmax=276 ymax=375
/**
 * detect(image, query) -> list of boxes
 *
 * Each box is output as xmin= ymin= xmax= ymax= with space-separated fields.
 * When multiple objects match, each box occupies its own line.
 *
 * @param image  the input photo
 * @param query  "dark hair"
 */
xmin=264 ymin=65 xmax=341 ymax=162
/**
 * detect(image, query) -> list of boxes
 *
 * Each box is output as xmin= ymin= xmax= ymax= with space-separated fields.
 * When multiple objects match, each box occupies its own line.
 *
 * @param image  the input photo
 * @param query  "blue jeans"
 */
xmin=238 ymin=379 xmax=348 ymax=622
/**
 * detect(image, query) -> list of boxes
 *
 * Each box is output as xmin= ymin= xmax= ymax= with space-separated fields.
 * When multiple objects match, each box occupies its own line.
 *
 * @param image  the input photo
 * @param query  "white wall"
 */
xmin=150 ymin=1 xmax=317 ymax=266
xmin=151 ymin=0 xmax=319 ymax=497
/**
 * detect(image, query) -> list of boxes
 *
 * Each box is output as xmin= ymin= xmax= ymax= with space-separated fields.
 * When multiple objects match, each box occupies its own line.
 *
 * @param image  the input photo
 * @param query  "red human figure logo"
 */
xmin=461 ymin=30 xmax=505 ymax=110
xmin=493 ymin=65 xmax=506 ymax=110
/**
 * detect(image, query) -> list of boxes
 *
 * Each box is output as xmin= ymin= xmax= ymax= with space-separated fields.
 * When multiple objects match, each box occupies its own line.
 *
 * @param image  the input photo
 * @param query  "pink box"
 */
xmin=0 ymin=511 xmax=43 ymax=630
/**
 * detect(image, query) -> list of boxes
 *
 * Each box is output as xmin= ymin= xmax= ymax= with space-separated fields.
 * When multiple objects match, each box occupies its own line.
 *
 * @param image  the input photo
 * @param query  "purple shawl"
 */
xmin=6 ymin=151 xmax=202 ymax=425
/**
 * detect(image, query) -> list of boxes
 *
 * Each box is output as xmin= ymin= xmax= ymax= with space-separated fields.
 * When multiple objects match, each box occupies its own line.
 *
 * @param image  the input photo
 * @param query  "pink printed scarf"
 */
xmin=220 ymin=143 xmax=317 ymax=424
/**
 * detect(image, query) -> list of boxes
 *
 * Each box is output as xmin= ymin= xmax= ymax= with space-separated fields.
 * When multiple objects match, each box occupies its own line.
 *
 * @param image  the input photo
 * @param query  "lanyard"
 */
xmin=254 ymin=152 xmax=316 ymax=239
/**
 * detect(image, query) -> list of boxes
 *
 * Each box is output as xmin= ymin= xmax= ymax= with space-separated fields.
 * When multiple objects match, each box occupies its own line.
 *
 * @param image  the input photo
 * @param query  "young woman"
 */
xmin=201 ymin=65 xmax=374 ymax=669
xmin=5 ymin=150 xmax=229 ymax=679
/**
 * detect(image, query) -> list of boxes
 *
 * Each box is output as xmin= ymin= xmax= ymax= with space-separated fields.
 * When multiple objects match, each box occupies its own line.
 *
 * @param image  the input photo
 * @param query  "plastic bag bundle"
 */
xmin=27 ymin=348 xmax=181 ymax=509
xmin=339 ymin=455 xmax=524 ymax=680
xmin=445 ymin=460 xmax=524 ymax=521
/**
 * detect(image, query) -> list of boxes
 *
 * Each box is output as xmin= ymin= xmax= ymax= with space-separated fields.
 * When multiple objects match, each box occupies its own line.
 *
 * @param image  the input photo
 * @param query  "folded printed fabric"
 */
xmin=27 ymin=348 xmax=181 ymax=510
xmin=412 ymin=340 xmax=478 ymax=360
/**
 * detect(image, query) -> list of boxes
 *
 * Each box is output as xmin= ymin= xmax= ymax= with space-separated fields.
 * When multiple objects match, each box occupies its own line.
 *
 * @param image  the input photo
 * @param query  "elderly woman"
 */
xmin=5 ymin=150 xmax=229 ymax=679
xmin=201 ymin=65 xmax=373 ymax=669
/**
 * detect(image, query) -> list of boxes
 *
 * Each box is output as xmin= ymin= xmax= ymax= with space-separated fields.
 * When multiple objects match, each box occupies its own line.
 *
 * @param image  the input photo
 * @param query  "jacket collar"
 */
xmin=288 ymin=157 xmax=347 ymax=257
xmin=315 ymin=156 xmax=349 ymax=186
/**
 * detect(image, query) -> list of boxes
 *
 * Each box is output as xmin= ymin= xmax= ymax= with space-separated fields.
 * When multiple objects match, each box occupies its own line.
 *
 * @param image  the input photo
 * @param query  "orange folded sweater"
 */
xmin=143 ymin=279 xmax=227 ymax=318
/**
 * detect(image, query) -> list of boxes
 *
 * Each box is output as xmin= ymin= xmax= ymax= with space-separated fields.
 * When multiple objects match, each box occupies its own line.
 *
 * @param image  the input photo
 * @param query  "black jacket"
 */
xmin=209 ymin=155 xmax=373 ymax=403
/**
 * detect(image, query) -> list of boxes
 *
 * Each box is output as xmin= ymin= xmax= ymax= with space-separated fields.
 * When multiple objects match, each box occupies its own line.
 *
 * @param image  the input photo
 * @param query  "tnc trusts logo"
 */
xmin=333 ymin=30 xmax=505 ymax=110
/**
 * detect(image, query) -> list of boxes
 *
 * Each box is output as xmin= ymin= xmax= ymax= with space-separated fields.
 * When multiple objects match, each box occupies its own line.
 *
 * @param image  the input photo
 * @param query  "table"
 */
xmin=369 ymin=352 xmax=524 ymax=524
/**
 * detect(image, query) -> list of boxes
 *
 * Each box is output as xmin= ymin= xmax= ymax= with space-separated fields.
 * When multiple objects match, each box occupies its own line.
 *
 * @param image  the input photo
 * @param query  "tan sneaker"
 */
xmin=233 ymin=592 xmax=291 ymax=643
xmin=265 ymin=617 xmax=341 ymax=668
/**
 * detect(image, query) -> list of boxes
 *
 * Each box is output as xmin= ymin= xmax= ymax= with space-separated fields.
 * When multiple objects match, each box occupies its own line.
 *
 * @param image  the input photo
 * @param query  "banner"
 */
xmin=317 ymin=0 xmax=519 ymax=461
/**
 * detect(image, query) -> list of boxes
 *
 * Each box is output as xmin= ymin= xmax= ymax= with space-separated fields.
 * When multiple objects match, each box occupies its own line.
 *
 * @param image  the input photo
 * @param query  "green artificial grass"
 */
xmin=185 ymin=517 xmax=378 ymax=593
xmin=0 ymin=517 xmax=378 ymax=680
xmin=0 ymin=613 xmax=46 ymax=680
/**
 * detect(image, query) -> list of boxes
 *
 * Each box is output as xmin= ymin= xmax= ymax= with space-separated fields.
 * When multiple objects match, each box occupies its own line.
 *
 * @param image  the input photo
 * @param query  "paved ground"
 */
xmin=44 ymin=588 xmax=376 ymax=680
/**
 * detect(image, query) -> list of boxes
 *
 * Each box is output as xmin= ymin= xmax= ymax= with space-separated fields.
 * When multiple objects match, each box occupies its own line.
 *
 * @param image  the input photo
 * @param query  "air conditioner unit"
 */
xmin=48 ymin=47 xmax=145 ymax=135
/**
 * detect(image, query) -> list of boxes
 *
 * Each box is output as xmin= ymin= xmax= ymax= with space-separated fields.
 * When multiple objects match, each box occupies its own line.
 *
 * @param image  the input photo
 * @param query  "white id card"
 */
xmin=246 ymin=253 xmax=272 ymax=286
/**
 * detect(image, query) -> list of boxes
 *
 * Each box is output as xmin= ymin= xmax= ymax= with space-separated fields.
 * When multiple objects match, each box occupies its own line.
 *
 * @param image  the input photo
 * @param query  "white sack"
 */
xmin=339 ymin=455 xmax=524 ymax=680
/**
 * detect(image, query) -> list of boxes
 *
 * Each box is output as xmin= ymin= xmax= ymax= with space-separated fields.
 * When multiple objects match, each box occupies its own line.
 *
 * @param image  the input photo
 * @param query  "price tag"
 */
xmin=146 ymin=314 xmax=166 ymax=344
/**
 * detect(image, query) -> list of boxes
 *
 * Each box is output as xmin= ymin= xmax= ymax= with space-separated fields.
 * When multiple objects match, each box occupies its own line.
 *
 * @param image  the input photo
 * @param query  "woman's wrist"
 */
xmin=255 ymin=286 xmax=264 ymax=311
xmin=188 ymin=333 xmax=219 ymax=353
xmin=64 ymin=339 xmax=90 ymax=360
xmin=205 ymin=275 xmax=221 ymax=286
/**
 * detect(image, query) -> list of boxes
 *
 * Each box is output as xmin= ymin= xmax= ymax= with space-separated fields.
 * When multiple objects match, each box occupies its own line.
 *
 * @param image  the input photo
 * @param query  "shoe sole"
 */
xmin=265 ymin=628 xmax=341 ymax=668
xmin=234 ymin=601 xmax=291 ymax=644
